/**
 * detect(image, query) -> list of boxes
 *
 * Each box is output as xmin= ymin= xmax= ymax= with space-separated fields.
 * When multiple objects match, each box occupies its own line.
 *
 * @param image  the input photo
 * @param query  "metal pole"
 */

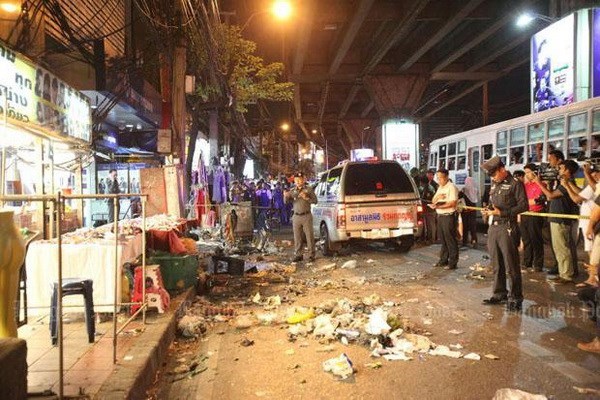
xmin=1 ymin=88 xmax=8 ymax=208
xmin=112 ymin=198 xmax=119 ymax=364
xmin=325 ymin=140 xmax=329 ymax=170
xmin=142 ymin=197 xmax=147 ymax=324
xmin=56 ymin=193 xmax=64 ymax=400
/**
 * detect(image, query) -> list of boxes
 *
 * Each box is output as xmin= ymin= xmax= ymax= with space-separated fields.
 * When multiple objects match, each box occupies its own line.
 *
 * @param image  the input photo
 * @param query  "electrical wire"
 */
xmin=134 ymin=0 xmax=200 ymax=29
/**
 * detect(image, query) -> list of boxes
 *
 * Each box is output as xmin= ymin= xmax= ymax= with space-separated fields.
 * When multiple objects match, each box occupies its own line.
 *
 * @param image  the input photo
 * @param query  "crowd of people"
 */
xmin=418 ymin=150 xmax=600 ymax=354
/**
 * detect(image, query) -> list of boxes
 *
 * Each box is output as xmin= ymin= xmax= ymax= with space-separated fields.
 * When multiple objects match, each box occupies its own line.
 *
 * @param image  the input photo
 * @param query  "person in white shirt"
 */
xmin=429 ymin=168 xmax=459 ymax=270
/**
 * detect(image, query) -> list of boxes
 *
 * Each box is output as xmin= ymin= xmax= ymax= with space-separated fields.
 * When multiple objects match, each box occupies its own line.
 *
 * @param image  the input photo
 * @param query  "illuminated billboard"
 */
xmin=382 ymin=122 xmax=419 ymax=171
xmin=0 ymin=40 xmax=91 ymax=142
xmin=531 ymin=13 xmax=575 ymax=113
xmin=594 ymin=9 xmax=600 ymax=98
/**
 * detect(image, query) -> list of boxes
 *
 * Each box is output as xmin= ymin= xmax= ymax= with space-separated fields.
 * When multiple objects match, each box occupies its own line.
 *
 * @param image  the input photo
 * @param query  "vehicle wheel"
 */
xmin=396 ymin=235 xmax=414 ymax=253
xmin=320 ymin=223 xmax=335 ymax=256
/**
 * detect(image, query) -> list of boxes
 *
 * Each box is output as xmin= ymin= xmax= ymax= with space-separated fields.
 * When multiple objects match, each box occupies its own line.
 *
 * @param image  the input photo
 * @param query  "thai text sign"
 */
xmin=0 ymin=40 xmax=91 ymax=142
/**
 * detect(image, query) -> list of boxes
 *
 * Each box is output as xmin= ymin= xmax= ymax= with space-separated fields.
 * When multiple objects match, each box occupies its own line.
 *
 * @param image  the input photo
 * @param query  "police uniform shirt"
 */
xmin=432 ymin=182 xmax=458 ymax=215
xmin=489 ymin=173 xmax=528 ymax=223
xmin=288 ymin=185 xmax=317 ymax=214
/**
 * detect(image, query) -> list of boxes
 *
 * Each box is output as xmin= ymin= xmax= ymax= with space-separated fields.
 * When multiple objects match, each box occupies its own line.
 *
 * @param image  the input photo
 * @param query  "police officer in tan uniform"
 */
xmin=285 ymin=172 xmax=318 ymax=262
xmin=481 ymin=156 xmax=529 ymax=311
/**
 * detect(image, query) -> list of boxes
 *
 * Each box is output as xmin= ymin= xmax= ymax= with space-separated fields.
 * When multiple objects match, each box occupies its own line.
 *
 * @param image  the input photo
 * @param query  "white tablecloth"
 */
xmin=26 ymin=235 xmax=143 ymax=315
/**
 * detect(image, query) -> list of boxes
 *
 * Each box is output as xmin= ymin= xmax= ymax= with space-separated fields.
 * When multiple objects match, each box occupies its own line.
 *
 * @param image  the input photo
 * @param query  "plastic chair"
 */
xmin=49 ymin=278 xmax=95 ymax=345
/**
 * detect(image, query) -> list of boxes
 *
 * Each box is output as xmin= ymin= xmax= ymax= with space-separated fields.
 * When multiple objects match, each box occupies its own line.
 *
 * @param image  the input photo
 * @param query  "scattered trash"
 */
xmin=364 ymin=361 xmax=382 ymax=369
xmin=366 ymin=259 xmax=375 ymax=264
xmin=449 ymin=344 xmax=463 ymax=350
xmin=383 ymin=353 xmax=412 ymax=361
xmin=319 ymin=263 xmax=337 ymax=272
xmin=429 ymin=345 xmax=462 ymax=359
xmin=178 ymin=315 xmax=207 ymax=338
xmin=234 ymin=314 xmax=256 ymax=329
xmin=448 ymin=329 xmax=464 ymax=335
xmin=241 ymin=338 xmax=255 ymax=347
xmin=252 ymin=292 xmax=261 ymax=304
xmin=287 ymin=308 xmax=315 ymax=324
xmin=340 ymin=336 xmax=349 ymax=346
xmin=492 ymin=388 xmax=547 ymax=400
xmin=335 ymin=329 xmax=360 ymax=340
xmin=285 ymin=349 xmax=295 ymax=355
xmin=362 ymin=294 xmax=382 ymax=306
xmin=484 ymin=354 xmax=500 ymax=360
xmin=256 ymin=312 xmax=279 ymax=325
xmin=463 ymin=353 xmax=481 ymax=361
xmin=423 ymin=318 xmax=433 ymax=325
xmin=341 ymin=260 xmax=357 ymax=269
xmin=313 ymin=314 xmax=337 ymax=338
xmin=405 ymin=298 xmax=420 ymax=303
xmin=572 ymin=386 xmax=600 ymax=395
xmin=365 ymin=308 xmax=391 ymax=335
xmin=323 ymin=353 xmax=354 ymax=379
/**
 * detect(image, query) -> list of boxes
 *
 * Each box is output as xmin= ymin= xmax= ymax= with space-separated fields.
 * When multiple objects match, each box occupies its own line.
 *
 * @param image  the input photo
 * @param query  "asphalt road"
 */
xmin=151 ymin=236 xmax=600 ymax=400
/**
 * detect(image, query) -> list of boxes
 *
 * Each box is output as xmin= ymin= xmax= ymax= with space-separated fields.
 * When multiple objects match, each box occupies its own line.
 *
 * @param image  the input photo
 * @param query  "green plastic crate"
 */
xmin=148 ymin=254 xmax=199 ymax=292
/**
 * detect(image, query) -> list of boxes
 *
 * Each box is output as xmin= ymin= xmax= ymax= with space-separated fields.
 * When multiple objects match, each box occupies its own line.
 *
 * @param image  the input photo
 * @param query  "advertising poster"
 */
xmin=0 ymin=39 xmax=91 ymax=141
xmin=531 ymin=14 xmax=575 ymax=112
xmin=382 ymin=122 xmax=419 ymax=171
xmin=594 ymin=9 xmax=600 ymax=98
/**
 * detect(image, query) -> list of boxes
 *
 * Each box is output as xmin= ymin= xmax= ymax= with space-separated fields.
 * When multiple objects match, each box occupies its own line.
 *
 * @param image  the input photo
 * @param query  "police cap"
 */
xmin=481 ymin=156 xmax=504 ymax=175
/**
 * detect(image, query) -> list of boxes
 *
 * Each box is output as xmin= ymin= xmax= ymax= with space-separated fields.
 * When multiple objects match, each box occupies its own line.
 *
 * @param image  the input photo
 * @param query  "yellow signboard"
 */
xmin=0 ymin=40 xmax=91 ymax=142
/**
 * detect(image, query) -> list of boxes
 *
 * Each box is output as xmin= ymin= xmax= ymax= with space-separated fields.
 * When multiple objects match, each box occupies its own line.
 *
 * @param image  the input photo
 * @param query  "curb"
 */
xmin=95 ymin=288 xmax=195 ymax=400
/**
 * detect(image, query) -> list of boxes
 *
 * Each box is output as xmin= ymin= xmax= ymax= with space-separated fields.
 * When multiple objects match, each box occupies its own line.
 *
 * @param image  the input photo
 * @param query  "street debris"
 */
xmin=463 ymin=353 xmax=481 ymax=361
xmin=341 ymin=260 xmax=358 ymax=269
xmin=240 ymin=338 xmax=255 ymax=347
xmin=572 ymin=386 xmax=600 ymax=395
xmin=364 ymin=308 xmax=391 ymax=335
xmin=484 ymin=354 xmax=500 ymax=360
xmin=323 ymin=353 xmax=354 ymax=379
xmin=492 ymin=388 xmax=547 ymax=400
xmin=448 ymin=329 xmax=464 ymax=335
xmin=429 ymin=345 xmax=461 ymax=359
xmin=364 ymin=361 xmax=382 ymax=369
xmin=177 ymin=315 xmax=207 ymax=338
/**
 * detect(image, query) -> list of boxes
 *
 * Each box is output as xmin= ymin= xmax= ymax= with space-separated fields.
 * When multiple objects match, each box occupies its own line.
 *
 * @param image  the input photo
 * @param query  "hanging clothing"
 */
xmin=212 ymin=168 xmax=226 ymax=204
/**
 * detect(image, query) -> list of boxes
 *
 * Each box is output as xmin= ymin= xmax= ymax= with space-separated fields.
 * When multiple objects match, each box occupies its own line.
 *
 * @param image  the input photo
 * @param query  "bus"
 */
xmin=428 ymin=97 xmax=600 ymax=201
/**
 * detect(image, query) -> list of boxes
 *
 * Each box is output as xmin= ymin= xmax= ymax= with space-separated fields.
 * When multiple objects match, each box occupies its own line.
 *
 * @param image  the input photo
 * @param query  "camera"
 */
xmin=538 ymin=162 xmax=559 ymax=182
xmin=534 ymin=194 xmax=547 ymax=206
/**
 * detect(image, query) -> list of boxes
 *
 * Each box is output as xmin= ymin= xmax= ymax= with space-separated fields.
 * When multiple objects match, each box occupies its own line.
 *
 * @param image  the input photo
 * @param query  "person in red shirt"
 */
xmin=521 ymin=163 xmax=546 ymax=271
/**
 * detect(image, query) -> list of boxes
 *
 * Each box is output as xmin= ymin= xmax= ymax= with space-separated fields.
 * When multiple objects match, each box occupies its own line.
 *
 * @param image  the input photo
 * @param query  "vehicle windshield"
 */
xmin=344 ymin=163 xmax=414 ymax=195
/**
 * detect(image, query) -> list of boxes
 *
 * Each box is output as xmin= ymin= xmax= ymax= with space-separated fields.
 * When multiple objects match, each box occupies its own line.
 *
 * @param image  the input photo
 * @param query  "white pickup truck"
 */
xmin=312 ymin=160 xmax=423 ymax=255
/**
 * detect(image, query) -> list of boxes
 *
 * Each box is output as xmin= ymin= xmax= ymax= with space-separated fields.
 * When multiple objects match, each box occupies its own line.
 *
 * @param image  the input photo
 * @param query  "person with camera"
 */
xmin=480 ymin=156 xmax=528 ymax=311
xmin=563 ymin=163 xmax=600 ymax=281
xmin=534 ymin=159 xmax=580 ymax=284
xmin=521 ymin=164 xmax=546 ymax=272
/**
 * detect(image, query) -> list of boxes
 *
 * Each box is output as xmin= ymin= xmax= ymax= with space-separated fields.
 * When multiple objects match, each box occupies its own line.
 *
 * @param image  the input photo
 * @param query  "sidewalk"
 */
xmin=19 ymin=288 xmax=194 ymax=399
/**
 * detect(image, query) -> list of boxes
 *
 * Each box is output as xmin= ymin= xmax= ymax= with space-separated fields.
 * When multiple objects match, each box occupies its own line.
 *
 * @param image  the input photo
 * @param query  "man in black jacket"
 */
xmin=481 ymin=156 xmax=529 ymax=311
xmin=107 ymin=169 xmax=120 ymax=223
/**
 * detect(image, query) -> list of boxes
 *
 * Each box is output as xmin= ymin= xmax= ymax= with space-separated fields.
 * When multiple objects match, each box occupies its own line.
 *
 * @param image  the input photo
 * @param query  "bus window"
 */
xmin=439 ymin=158 xmax=445 ymax=169
xmin=439 ymin=144 xmax=446 ymax=158
xmin=458 ymin=140 xmax=466 ymax=154
xmin=482 ymin=144 xmax=493 ymax=160
xmin=568 ymin=137 xmax=587 ymax=161
xmin=448 ymin=142 xmax=456 ymax=156
xmin=568 ymin=113 xmax=587 ymax=136
xmin=510 ymin=147 xmax=524 ymax=164
xmin=592 ymin=135 xmax=600 ymax=158
xmin=448 ymin=157 xmax=456 ymax=170
xmin=497 ymin=131 xmax=507 ymax=149
xmin=527 ymin=123 xmax=544 ymax=142
xmin=470 ymin=148 xmax=480 ymax=172
xmin=593 ymin=110 xmax=600 ymax=134
xmin=548 ymin=139 xmax=563 ymax=153
xmin=548 ymin=117 xmax=564 ymax=138
xmin=510 ymin=127 xmax=525 ymax=145
xmin=457 ymin=155 xmax=466 ymax=170
xmin=528 ymin=143 xmax=544 ymax=163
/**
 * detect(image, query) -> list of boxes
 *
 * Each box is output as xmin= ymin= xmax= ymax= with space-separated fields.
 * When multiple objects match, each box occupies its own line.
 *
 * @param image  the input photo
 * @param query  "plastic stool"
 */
xmin=49 ymin=278 xmax=95 ymax=345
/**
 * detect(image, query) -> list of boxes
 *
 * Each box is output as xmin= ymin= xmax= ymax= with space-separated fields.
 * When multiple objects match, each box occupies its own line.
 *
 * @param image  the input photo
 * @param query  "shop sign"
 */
xmin=382 ymin=121 xmax=419 ymax=171
xmin=0 ymin=39 xmax=91 ymax=142
xmin=97 ymin=131 xmax=118 ymax=150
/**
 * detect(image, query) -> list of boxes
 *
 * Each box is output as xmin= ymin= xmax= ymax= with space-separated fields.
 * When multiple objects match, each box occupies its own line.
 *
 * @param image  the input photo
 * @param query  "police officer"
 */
xmin=285 ymin=172 xmax=318 ymax=262
xmin=481 ymin=156 xmax=529 ymax=311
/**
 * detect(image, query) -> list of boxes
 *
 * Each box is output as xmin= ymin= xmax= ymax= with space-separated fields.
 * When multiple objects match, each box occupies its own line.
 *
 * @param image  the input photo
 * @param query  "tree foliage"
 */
xmin=193 ymin=24 xmax=293 ymax=113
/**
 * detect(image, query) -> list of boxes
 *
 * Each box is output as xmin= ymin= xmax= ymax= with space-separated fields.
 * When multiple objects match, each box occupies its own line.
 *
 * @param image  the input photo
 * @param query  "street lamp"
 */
xmin=0 ymin=2 xmax=20 ymax=13
xmin=240 ymin=0 xmax=292 ymax=32
xmin=516 ymin=12 xmax=557 ymax=27
xmin=280 ymin=122 xmax=290 ymax=131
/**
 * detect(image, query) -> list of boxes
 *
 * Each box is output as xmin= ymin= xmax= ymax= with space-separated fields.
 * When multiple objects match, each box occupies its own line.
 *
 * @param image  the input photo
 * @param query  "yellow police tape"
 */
xmin=459 ymin=205 xmax=589 ymax=220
